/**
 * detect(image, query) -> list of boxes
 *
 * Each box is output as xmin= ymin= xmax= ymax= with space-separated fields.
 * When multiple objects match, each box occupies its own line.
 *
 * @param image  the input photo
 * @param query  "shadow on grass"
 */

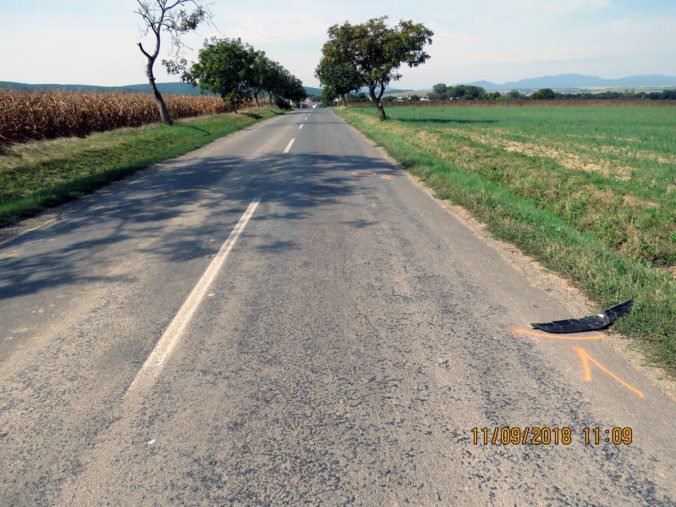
xmin=175 ymin=124 xmax=213 ymax=136
xmin=396 ymin=118 xmax=499 ymax=125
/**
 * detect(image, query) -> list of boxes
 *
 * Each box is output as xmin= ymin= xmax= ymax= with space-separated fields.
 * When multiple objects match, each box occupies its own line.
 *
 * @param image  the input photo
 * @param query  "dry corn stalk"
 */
xmin=0 ymin=89 xmax=229 ymax=144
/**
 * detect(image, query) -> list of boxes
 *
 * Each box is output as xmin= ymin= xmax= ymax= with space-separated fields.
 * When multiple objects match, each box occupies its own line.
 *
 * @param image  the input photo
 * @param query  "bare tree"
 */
xmin=135 ymin=0 xmax=209 ymax=125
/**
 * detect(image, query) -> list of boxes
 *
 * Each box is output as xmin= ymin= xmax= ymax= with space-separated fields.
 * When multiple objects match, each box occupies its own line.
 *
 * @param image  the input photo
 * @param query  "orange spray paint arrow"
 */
xmin=574 ymin=347 xmax=645 ymax=399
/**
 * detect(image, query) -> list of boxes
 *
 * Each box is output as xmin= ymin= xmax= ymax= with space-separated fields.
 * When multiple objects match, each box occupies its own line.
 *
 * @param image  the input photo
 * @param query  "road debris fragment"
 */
xmin=532 ymin=299 xmax=634 ymax=334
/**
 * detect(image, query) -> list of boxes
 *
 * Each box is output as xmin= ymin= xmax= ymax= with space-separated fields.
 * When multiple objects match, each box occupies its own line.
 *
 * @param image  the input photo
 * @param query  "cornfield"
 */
xmin=0 ymin=89 xmax=229 ymax=144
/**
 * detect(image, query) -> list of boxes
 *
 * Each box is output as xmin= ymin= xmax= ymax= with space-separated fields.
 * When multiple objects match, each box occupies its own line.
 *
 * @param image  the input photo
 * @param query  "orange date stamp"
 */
xmin=471 ymin=427 xmax=634 ymax=446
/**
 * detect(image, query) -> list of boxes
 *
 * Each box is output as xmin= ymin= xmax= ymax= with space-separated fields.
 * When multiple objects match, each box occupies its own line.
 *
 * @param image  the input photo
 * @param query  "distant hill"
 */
xmin=360 ymin=87 xmax=407 ymax=94
xmin=119 ymin=82 xmax=203 ymax=95
xmin=468 ymin=74 xmax=676 ymax=91
xmin=303 ymin=86 xmax=321 ymax=97
xmin=0 ymin=81 xmax=204 ymax=95
xmin=0 ymin=81 xmax=324 ymax=97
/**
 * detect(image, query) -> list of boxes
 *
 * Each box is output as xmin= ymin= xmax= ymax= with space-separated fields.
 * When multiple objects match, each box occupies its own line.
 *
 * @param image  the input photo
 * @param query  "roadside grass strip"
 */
xmin=337 ymin=106 xmax=675 ymax=374
xmin=0 ymin=109 xmax=281 ymax=226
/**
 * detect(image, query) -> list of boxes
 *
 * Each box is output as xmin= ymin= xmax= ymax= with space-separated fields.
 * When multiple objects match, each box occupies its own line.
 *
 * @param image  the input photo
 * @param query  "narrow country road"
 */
xmin=1 ymin=109 xmax=674 ymax=505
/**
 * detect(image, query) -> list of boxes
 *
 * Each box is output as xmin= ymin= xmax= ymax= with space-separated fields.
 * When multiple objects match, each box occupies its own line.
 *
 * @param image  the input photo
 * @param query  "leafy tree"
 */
xmin=432 ymin=83 xmax=448 ymax=96
xmin=321 ymin=85 xmax=339 ymax=106
xmin=432 ymin=83 xmax=447 ymax=95
xmin=449 ymin=85 xmax=486 ymax=100
xmin=507 ymin=89 xmax=523 ymax=100
xmin=315 ymin=56 xmax=362 ymax=106
xmin=531 ymin=88 xmax=556 ymax=100
xmin=276 ymin=66 xmax=306 ymax=105
xmin=261 ymin=60 xmax=285 ymax=105
xmin=259 ymin=59 xmax=306 ymax=107
xmin=279 ymin=74 xmax=307 ymax=106
xmin=185 ymin=38 xmax=256 ymax=112
xmin=183 ymin=36 xmax=306 ymax=112
xmin=135 ymin=0 xmax=210 ymax=125
xmin=428 ymin=83 xmax=449 ymax=100
xmin=318 ymin=16 xmax=433 ymax=120
xmin=249 ymin=50 xmax=273 ymax=108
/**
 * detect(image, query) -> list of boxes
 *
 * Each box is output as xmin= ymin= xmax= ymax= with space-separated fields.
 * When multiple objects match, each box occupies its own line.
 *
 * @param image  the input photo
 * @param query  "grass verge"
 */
xmin=337 ymin=105 xmax=675 ymax=374
xmin=0 ymin=108 xmax=281 ymax=226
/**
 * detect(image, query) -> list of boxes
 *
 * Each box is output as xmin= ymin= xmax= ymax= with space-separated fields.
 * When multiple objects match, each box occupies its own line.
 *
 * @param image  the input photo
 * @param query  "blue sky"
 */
xmin=1 ymin=0 xmax=675 ymax=88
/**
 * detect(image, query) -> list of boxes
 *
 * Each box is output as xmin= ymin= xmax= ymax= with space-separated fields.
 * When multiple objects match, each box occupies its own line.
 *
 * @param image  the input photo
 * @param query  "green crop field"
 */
xmin=337 ymin=104 xmax=675 ymax=372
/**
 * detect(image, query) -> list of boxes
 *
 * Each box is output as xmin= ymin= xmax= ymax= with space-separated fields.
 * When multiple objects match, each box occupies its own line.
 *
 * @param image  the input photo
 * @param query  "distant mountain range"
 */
xmin=0 ymin=80 xmax=205 ymax=95
xmin=0 ymin=80 xmax=323 ymax=98
xmin=4 ymin=75 xmax=673 ymax=96
xmin=468 ymin=74 xmax=676 ymax=91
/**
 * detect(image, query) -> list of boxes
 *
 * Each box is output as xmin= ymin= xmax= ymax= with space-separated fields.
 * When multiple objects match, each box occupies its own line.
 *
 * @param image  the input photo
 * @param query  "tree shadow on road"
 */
xmin=0 ymin=150 xmax=398 ymax=301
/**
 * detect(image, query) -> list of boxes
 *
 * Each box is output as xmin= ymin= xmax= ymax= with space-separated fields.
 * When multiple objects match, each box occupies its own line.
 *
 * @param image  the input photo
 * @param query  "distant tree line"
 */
xmin=529 ymin=88 xmax=676 ymax=100
xmin=345 ymin=83 xmax=676 ymax=103
xmin=183 ymin=38 xmax=307 ymax=112
xmin=426 ymin=83 xmax=500 ymax=100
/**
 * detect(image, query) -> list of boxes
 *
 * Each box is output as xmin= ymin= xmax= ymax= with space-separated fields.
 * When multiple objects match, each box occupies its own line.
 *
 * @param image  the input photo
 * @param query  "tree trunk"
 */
xmin=254 ymin=92 xmax=260 ymax=108
xmin=341 ymin=94 xmax=347 ymax=106
xmin=368 ymin=84 xmax=387 ymax=121
xmin=376 ymin=103 xmax=387 ymax=121
xmin=144 ymin=57 xmax=172 ymax=125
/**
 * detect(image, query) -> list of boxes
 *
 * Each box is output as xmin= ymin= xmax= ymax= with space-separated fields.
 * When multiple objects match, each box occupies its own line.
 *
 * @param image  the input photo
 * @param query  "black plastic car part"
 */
xmin=531 ymin=299 xmax=634 ymax=334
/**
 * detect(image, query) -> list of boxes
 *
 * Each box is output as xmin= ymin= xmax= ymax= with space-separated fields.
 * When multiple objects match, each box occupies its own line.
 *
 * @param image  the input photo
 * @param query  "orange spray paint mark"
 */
xmin=511 ymin=328 xmax=605 ymax=341
xmin=574 ymin=347 xmax=645 ymax=399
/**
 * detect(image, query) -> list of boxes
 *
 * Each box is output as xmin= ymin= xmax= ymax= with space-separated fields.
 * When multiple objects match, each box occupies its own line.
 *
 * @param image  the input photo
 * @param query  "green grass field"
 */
xmin=338 ymin=105 xmax=675 ymax=372
xmin=0 ymin=109 xmax=281 ymax=226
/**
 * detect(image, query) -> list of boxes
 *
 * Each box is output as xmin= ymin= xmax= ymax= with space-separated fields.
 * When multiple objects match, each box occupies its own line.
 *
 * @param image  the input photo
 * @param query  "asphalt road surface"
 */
xmin=1 ymin=109 xmax=675 ymax=506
